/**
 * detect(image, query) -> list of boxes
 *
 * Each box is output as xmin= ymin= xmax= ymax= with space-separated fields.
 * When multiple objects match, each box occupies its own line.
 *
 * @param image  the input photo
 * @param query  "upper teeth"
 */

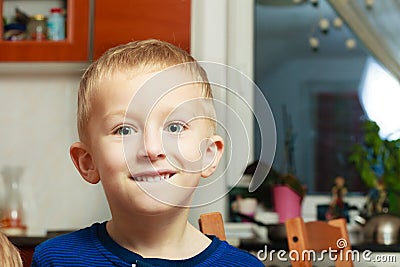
xmin=134 ymin=174 xmax=171 ymax=182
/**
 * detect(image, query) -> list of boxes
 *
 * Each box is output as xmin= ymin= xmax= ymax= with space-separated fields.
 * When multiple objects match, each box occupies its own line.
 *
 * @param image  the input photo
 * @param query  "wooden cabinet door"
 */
xmin=93 ymin=0 xmax=190 ymax=60
xmin=0 ymin=0 xmax=89 ymax=61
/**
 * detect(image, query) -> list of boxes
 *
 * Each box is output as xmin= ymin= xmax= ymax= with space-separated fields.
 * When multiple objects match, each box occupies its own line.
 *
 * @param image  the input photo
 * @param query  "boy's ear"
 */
xmin=201 ymin=135 xmax=224 ymax=178
xmin=70 ymin=142 xmax=100 ymax=184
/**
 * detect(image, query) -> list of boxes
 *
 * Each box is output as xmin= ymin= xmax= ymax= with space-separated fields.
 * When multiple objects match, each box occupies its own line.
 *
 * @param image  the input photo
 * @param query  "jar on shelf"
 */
xmin=27 ymin=14 xmax=47 ymax=41
xmin=47 ymin=8 xmax=65 ymax=41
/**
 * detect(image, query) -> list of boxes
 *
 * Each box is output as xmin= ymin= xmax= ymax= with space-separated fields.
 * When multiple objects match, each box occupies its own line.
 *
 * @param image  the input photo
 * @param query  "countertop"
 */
xmin=8 ymin=230 xmax=72 ymax=247
xmin=9 ymin=235 xmax=49 ymax=247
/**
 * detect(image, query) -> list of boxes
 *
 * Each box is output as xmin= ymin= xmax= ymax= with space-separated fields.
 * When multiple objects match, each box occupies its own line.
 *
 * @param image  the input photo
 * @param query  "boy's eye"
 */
xmin=165 ymin=122 xmax=186 ymax=133
xmin=116 ymin=126 xmax=135 ymax=135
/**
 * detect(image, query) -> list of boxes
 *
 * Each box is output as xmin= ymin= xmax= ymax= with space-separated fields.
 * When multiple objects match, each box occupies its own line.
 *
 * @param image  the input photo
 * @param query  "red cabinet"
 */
xmin=0 ymin=0 xmax=90 ymax=61
xmin=93 ymin=0 xmax=191 ymax=59
xmin=0 ymin=0 xmax=190 ymax=62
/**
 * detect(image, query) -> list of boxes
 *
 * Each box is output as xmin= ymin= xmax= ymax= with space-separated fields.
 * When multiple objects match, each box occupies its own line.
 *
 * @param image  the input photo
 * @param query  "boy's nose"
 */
xmin=138 ymin=130 xmax=166 ymax=161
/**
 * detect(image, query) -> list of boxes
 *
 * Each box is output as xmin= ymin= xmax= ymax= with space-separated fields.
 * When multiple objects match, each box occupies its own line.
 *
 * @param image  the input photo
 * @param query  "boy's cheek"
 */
xmin=95 ymin=145 xmax=127 ymax=169
xmin=163 ymin=140 xmax=206 ymax=172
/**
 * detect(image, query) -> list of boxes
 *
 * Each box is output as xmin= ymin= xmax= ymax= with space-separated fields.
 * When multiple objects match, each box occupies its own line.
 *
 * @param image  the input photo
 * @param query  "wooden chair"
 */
xmin=198 ymin=212 xmax=226 ymax=241
xmin=285 ymin=217 xmax=353 ymax=267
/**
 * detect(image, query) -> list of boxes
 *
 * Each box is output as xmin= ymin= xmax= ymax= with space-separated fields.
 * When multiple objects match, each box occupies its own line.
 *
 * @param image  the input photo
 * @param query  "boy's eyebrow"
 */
xmin=103 ymin=110 xmax=127 ymax=121
xmin=161 ymin=105 xmax=197 ymax=118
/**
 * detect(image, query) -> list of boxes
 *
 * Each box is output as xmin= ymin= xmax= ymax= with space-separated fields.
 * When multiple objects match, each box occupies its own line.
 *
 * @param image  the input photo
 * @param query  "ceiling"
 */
xmin=255 ymin=0 xmax=367 ymax=75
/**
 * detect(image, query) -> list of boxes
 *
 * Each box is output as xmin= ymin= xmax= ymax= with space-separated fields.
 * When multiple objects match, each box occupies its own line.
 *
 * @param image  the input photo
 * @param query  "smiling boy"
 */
xmin=31 ymin=40 xmax=264 ymax=266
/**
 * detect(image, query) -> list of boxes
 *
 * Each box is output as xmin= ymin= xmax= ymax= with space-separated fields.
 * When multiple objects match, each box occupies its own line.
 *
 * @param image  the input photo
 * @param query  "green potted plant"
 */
xmin=349 ymin=120 xmax=400 ymax=216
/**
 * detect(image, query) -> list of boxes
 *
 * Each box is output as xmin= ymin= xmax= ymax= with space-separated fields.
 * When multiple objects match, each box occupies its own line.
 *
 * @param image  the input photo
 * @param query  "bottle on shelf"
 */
xmin=47 ymin=8 xmax=65 ymax=41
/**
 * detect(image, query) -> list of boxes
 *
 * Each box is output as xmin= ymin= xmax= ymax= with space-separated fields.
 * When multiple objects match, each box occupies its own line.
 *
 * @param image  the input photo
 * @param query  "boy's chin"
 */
xmin=135 ymin=177 xmax=199 ymax=208
xmin=129 ymin=198 xmax=192 ymax=216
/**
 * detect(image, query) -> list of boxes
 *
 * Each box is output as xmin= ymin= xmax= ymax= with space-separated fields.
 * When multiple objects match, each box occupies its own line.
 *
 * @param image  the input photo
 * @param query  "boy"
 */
xmin=0 ymin=232 xmax=23 ymax=267
xmin=32 ymin=39 xmax=264 ymax=266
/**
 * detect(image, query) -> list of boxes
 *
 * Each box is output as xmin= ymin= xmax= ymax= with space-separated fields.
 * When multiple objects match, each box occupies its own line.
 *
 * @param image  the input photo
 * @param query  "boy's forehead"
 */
xmin=102 ymin=68 xmax=204 ymax=92
xmin=113 ymin=69 xmax=205 ymax=103
xmin=128 ymin=82 xmax=208 ymax=117
xmin=107 ymin=65 xmax=203 ymax=83
xmin=95 ymin=69 xmax=211 ymax=117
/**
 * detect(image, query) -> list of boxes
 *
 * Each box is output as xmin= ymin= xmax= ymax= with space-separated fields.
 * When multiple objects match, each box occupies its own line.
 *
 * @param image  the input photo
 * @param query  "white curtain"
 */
xmin=328 ymin=0 xmax=400 ymax=82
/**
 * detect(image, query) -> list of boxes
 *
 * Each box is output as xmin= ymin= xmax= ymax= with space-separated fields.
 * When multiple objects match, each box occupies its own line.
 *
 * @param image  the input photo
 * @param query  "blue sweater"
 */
xmin=31 ymin=222 xmax=264 ymax=266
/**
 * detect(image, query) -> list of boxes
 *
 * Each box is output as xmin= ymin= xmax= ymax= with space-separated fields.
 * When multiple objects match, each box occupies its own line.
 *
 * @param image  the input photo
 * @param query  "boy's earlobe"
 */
xmin=70 ymin=142 xmax=100 ymax=184
xmin=201 ymin=136 xmax=224 ymax=178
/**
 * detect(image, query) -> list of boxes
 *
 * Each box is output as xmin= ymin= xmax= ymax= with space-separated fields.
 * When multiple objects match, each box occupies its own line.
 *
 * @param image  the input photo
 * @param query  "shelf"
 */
xmin=1 ymin=0 xmax=190 ymax=62
xmin=0 ymin=0 xmax=89 ymax=61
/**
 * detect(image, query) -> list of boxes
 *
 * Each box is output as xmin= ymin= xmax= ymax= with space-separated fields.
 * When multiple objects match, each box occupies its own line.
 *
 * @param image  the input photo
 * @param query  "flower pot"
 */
xmin=273 ymin=185 xmax=302 ymax=223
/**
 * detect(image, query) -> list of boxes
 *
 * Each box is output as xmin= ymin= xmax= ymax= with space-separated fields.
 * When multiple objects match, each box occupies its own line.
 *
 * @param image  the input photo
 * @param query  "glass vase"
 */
xmin=0 ymin=165 xmax=26 ymax=236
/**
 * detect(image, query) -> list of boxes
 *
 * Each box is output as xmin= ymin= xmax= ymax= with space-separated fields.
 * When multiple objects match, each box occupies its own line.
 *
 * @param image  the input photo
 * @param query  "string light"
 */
xmin=307 ymin=0 xmax=357 ymax=53
xmin=345 ymin=38 xmax=357 ymax=50
xmin=332 ymin=17 xmax=343 ymax=28
xmin=365 ymin=0 xmax=374 ymax=10
xmin=309 ymin=37 xmax=320 ymax=52
xmin=319 ymin=18 xmax=330 ymax=34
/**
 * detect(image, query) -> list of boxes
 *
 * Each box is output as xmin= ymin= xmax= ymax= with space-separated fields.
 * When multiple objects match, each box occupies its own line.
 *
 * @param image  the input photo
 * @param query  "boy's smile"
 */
xmin=130 ymin=170 xmax=176 ymax=183
xmin=76 ymin=70 xmax=223 ymax=214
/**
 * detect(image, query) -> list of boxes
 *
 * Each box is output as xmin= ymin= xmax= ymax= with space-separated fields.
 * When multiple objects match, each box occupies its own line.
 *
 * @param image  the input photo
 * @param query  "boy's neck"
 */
xmin=106 ymin=208 xmax=211 ymax=259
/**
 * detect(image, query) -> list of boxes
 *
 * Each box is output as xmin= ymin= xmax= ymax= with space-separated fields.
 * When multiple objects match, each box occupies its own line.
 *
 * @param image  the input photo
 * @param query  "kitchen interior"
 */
xmin=1 ymin=0 xmax=400 ymax=267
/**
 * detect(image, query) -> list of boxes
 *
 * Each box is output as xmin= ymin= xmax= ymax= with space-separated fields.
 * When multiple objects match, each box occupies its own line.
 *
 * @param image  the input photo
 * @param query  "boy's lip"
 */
xmin=130 ymin=170 xmax=177 ymax=182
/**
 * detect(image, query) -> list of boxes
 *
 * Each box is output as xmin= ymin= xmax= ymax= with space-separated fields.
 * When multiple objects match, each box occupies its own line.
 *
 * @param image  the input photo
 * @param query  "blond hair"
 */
xmin=77 ymin=39 xmax=214 ymax=142
xmin=0 ymin=232 xmax=23 ymax=267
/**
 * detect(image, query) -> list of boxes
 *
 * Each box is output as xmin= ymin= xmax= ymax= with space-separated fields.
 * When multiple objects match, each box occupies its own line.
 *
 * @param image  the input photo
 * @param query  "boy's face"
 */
xmin=73 ymin=70 xmax=223 ymax=215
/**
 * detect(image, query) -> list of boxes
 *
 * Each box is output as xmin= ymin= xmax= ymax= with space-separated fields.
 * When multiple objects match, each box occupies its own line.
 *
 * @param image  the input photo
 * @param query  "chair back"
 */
xmin=285 ymin=217 xmax=353 ymax=267
xmin=198 ymin=212 xmax=226 ymax=241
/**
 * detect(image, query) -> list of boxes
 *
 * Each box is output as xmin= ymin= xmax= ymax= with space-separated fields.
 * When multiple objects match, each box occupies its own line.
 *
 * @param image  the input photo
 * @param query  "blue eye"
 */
xmin=165 ymin=122 xmax=185 ymax=133
xmin=116 ymin=126 xmax=135 ymax=135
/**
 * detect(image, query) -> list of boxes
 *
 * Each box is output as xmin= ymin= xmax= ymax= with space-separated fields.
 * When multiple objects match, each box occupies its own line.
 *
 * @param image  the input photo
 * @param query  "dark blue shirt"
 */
xmin=31 ymin=222 xmax=264 ymax=266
